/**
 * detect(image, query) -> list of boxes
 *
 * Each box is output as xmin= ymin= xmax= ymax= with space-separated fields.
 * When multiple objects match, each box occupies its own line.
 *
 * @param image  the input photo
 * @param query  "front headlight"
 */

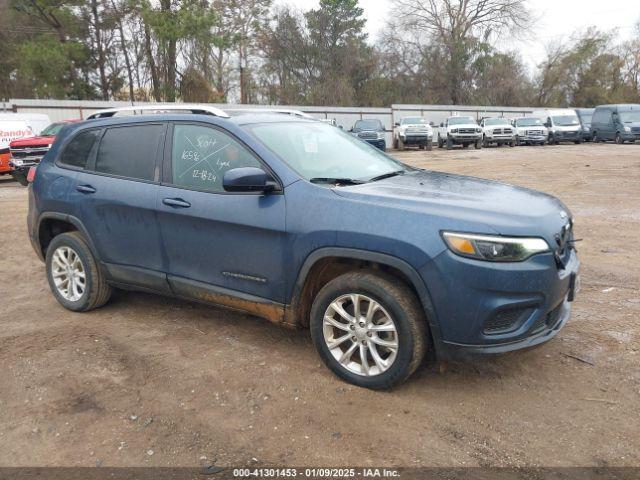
xmin=624 ymin=126 xmax=631 ymax=132
xmin=12 ymin=159 xmax=24 ymax=166
xmin=377 ymin=132 xmax=385 ymax=139
xmin=476 ymin=128 xmax=482 ymax=133
xmin=442 ymin=232 xmax=550 ymax=262
xmin=451 ymin=128 xmax=458 ymax=133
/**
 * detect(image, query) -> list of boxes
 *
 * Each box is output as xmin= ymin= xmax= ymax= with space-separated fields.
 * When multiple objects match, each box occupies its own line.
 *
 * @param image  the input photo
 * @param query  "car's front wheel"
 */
xmin=310 ymin=272 xmax=427 ymax=389
xmin=46 ymin=232 xmax=112 ymax=312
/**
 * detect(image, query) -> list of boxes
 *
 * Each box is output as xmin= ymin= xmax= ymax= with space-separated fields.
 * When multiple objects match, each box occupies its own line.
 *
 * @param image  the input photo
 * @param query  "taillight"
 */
xmin=27 ymin=166 xmax=37 ymax=183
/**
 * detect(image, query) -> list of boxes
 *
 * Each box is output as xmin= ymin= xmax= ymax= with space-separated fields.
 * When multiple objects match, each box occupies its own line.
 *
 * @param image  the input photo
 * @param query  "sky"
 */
xmin=278 ymin=0 xmax=640 ymax=72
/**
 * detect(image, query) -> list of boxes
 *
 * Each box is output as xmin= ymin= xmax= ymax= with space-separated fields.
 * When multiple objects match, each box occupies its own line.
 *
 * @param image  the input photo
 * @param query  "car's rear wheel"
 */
xmin=46 ymin=232 xmax=111 ymax=312
xmin=310 ymin=272 xmax=427 ymax=389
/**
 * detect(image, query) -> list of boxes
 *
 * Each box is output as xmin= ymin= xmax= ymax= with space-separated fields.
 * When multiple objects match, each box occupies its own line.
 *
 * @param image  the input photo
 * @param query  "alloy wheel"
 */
xmin=51 ymin=246 xmax=86 ymax=301
xmin=322 ymin=294 xmax=398 ymax=377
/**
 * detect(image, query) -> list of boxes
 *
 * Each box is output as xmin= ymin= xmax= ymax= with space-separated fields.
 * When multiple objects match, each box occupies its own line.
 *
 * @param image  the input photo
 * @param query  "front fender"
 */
xmin=288 ymin=247 xmax=444 ymax=351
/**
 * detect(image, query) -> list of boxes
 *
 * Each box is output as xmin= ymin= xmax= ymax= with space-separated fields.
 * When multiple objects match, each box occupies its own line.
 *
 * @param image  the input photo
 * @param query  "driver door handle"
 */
xmin=76 ymin=185 xmax=96 ymax=194
xmin=162 ymin=197 xmax=191 ymax=208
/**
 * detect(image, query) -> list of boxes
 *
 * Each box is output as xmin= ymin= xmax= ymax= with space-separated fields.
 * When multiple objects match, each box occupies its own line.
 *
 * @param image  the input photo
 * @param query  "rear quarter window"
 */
xmin=95 ymin=124 xmax=165 ymax=181
xmin=59 ymin=130 xmax=101 ymax=168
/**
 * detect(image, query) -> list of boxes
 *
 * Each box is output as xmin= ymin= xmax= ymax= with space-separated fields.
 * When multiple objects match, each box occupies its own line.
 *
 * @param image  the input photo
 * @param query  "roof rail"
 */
xmin=224 ymin=108 xmax=315 ymax=119
xmin=86 ymin=104 xmax=230 ymax=120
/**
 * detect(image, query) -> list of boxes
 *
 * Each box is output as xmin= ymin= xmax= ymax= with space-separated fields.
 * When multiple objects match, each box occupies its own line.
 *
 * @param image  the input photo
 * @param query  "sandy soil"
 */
xmin=0 ymin=143 xmax=638 ymax=469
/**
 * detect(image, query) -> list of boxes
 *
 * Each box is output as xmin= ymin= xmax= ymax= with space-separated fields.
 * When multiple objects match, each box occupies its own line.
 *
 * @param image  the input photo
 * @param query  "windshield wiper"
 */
xmin=369 ymin=170 xmax=406 ymax=182
xmin=310 ymin=177 xmax=365 ymax=185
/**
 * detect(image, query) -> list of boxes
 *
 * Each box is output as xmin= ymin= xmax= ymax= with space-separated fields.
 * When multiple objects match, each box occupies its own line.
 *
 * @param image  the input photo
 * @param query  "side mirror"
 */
xmin=223 ymin=167 xmax=278 ymax=193
xmin=394 ymin=122 xmax=400 ymax=127
xmin=440 ymin=122 xmax=444 ymax=128
xmin=429 ymin=122 xmax=435 ymax=126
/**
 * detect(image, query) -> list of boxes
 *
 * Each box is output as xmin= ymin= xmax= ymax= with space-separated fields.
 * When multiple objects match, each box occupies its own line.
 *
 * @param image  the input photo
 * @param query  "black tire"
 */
xmin=592 ymin=132 xmax=598 ymax=143
xmin=310 ymin=271 xmax=428 ymax=390
xmin=426 ymin=140 xmax=432 ymax=151
xmin=446 ymin=136 xmax=453 ymax=150
xmin=438 ymin=137 xmax=444 ymax=148
xmin=45 ymin=231 xmax=112 ymax=312
xmin=615 ymin=132 xmax=623 ymax=144
xmin=398 ymin=136 xmax=405 ymax=151
xmin=393 ymin=136 xmax=398 ymax=149
xmin=474 ymin=139 xmax=482 ymax=149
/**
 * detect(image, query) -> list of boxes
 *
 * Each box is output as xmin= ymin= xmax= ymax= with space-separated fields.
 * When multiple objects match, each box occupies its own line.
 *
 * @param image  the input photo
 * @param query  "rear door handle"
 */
xmin=76 ymin=185 xmax=96 ymax=194
xmin=162 ymin=198 xmax=191 ymax=208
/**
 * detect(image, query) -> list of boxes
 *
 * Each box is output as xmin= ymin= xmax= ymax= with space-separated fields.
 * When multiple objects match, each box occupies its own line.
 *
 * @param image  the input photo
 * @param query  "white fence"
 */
xmin=1 ymin=99 xmax=536 ymax=145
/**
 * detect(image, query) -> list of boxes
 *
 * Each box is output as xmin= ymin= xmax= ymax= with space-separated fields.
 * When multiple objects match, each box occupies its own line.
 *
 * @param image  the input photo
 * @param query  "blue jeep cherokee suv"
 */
xmin=28 ymin=107 xmax=580 ymax=389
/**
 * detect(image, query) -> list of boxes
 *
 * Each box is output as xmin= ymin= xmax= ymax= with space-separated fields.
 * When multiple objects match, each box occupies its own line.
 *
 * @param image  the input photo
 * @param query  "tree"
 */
xmin=391 ymin=0 xmax=531 ymax=104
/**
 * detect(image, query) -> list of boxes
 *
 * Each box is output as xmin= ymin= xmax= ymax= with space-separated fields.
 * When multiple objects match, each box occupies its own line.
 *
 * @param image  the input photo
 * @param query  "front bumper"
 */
xmin=551 ymin=131 xmax=582 ymax=142
xmin=519 ymin=135 xmax=547 ymax=143
xmin=401 ymin=134 xmax=432 ymax=145
xmin=485 ymin=135 xmax=515 ymax=142
xmin=363 ymin=138 xmax=386 ymax=150
xmin=420 ymin=248 xmax=580 ymax=358
xmin=621 ymin=132 xmax=640 ymax=141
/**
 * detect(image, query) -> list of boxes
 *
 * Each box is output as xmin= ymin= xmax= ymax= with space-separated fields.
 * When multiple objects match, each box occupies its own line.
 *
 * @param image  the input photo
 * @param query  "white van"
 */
xmin=0 ymin=119 xmax=34 ymax=175
xmin=0 ymin=113 xmax=51 ymax=135
xmin=531 ymin=109 xmax=582 ymax=144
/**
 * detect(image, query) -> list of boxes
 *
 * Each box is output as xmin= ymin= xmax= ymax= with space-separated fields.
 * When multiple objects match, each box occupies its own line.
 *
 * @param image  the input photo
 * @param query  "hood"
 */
xmin=10 ymin=135 xmax=55 ymax=147
xmin=449 ymin=123 xmax=478 ymax=129
xmin=333 ymin=170 xmax=570 ymax=243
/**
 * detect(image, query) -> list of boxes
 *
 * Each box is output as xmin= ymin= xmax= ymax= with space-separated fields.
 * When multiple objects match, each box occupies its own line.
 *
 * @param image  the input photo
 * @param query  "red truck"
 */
xmin=10 ymin=120 xmax=80 ymax=185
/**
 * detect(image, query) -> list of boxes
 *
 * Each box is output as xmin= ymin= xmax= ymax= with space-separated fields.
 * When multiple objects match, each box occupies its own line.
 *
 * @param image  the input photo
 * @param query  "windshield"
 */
xmin=484 ymin=118 xmax=510 ymax=126
xmin=40 ymin=122 xmax=66 ymax=136
xmin=448 ymin=117 xmax=476 ymax=125
xmin=516 ymin=118 xmax=543 ymax=127
xmin=620 ymin=111 xmax=640 ymax=123
xmin=246 ymin=122 xmax=407 ymax=183
xmin=579 ymin=113 xmax=592 ymax=124
xmin=402 ymin=117 xmax=428 ymax=125
xmin=353 ymin=119 xmax=383 ymax=130
xmin=552 ymin=115 xmax=579 ymax=126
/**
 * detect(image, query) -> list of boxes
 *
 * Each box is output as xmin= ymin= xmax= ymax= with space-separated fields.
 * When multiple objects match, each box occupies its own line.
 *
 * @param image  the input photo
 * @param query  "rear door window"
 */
xmin=95 ymin=124 xmax=164 ymax=181
xmin=60 ymin=129 xmax=101 ymax=169
xmin=170 ymin=123 xmax=260 ymax=193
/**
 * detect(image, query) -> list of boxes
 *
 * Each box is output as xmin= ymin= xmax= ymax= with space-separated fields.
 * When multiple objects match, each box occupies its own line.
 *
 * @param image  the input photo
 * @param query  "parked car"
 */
xmin=28 ymin=104 xmax=580 ymax=389
xmin=512 ymin=117 xmax=548 ymax=146
xmin=531 ymin=109 xmax=582 ymax=144
xmin=575 ymin=108 xmax=594 ymax=142
xmin=393 ymin=117 xmax=433 ymax=150
xmin=0 ymin=119 xmax=34 ymax=176
xmin=590 ymin=104 xmax=640 ymax=144
xmin=479 ymin=117 xmax=516 ymax=147
xmin=437 ymin=116 xmax=482 ymax=149
xmin=10 ymin=120 xmax=80 ymax=186
xmin=351 ymin=119 xmax=387 ymax=150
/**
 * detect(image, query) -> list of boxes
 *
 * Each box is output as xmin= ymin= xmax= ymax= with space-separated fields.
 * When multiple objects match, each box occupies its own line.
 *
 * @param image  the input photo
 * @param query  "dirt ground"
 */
xmin=0 ymin=143 xmax=638 ymax=469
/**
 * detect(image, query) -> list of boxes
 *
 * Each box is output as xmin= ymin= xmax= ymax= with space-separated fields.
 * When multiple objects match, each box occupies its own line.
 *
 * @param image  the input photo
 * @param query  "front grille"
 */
xmin=562 ymin=131 xmax=578 ymax=137
xmin=554 ymin=221 xmax=573 ymax=268
xmin=484 ymin=307 xmax=534 ymax=334
xmin=458 ymin=128 xmax=477 ymax=134
xmin=526 ymin=129 xmax=544 ymax=136
xmin=358 ymin=132 xmax=378 ymax=139
xmin=10 ymin=145 xmax=50 ymax=161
